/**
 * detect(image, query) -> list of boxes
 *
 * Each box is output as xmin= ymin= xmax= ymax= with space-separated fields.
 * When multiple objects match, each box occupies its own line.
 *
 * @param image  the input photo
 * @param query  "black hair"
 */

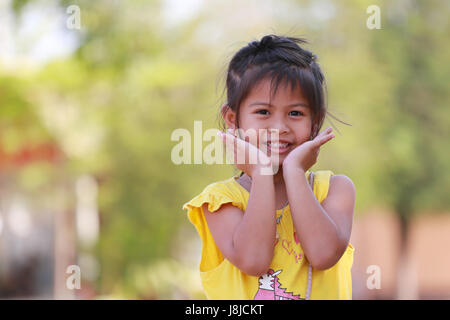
xmin=218 ymin=34 xmax=349 ymax=140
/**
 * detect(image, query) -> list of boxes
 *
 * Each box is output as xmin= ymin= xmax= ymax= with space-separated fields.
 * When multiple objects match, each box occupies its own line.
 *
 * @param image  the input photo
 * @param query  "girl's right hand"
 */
xmin=218 ymin=129 xmax=274 ymax=178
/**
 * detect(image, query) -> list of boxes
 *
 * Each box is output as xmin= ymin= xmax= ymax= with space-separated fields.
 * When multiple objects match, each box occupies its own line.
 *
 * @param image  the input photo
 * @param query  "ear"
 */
xmin=221 ymin=104 xmax=237 ymax=130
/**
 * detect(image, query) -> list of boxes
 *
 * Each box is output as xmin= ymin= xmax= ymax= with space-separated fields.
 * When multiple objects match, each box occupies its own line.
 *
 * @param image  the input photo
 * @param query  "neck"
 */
xmin=272 ymin=166 xmax=286 ymax=185
xmin=241 ymin=166 xmax=288 ymax=209
xmin=244 ymin=166 xmax=286 ymax=185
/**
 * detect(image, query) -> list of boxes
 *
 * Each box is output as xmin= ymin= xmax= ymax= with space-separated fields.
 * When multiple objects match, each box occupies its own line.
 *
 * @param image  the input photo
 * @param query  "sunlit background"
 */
xmin=0 ymin=0 xmax=449 ymax=299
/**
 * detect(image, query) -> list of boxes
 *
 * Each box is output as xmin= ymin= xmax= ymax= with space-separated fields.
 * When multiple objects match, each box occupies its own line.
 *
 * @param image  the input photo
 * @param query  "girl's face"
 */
xmin=226 ymin=78 xmax=313 ymax=166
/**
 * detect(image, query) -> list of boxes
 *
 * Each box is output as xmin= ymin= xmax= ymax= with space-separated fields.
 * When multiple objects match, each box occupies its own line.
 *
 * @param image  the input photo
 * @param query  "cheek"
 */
xmin=297 ymin=125 xmax=312 ymax=141
xmin=304 ymin=118 xmax=314 ymax=137
xmin=236 ymin=127 xmax=262 ymax=148
xmin=288 ymin=127 xmax=312 ymax=147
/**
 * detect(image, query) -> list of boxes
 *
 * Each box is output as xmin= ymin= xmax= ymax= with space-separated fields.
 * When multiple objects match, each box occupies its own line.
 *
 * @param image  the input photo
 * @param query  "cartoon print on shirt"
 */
xmin=254 ymin=269 xmax=303 ymax=300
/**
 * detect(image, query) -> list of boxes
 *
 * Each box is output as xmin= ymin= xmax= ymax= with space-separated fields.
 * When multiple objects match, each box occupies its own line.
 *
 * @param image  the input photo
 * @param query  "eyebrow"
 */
xmin=249 ymin=102 xmax=309 ymax=108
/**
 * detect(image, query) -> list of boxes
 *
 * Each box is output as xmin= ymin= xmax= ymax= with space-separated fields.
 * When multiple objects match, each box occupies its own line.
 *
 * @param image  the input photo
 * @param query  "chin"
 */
xmin=269 ymin=156 xmax=286 ymax=168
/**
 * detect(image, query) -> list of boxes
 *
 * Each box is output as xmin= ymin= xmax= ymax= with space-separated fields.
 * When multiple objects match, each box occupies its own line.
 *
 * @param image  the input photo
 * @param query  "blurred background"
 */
xmin=0 ymin=0 xmax=449 ymax=299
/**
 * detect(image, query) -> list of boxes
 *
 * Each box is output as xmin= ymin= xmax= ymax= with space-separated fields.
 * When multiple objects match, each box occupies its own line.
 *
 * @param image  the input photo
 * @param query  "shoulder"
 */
xmin=329 ymin=174 xmax=356 ymax=198
xmin=322 ymin=174 xmax=356 ymax=212
xmin=311 ymin=171 xmax=355 ymax=204
xmin=203 ymin=176 xmax=243 ymax=199
xmin=182 ymin=176 xmax=245 ymax=213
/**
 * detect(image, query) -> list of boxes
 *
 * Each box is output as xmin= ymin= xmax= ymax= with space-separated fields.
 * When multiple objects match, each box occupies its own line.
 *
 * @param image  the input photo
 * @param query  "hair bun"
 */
xmin=260 ymin=35 xmax=275 ymax=47
xmin=248 ymin=35 xmax=276 ymax=52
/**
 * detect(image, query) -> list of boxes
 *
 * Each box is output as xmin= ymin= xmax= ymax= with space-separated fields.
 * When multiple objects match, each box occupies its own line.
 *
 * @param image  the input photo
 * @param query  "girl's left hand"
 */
xmin=282 ymin=127 xmax=335 ymax=173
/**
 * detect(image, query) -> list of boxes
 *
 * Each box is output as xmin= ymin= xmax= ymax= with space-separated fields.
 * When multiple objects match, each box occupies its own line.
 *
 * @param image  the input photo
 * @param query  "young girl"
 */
xmin=182 ymin=34 xmax=355 ymax=300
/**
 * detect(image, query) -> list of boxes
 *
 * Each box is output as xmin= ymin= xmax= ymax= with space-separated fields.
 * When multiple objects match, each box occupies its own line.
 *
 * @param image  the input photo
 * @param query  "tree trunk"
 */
xmin=396 ymin=213 xmax=418 ymax=299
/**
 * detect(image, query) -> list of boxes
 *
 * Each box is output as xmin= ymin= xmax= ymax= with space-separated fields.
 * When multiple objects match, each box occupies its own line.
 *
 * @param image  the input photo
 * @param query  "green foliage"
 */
xmin=367 ymin=0 xmax=450 ymax=217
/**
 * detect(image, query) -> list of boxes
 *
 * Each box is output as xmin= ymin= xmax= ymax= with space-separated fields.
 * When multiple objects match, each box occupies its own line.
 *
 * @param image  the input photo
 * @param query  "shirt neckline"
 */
xmin=231 ymin=174 xmax=289 ymax=212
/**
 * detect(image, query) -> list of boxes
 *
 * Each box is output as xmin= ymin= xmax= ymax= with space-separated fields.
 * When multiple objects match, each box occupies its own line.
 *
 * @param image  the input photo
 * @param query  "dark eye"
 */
xmin=290 ymin=111 xmax=304 ymax=116
xmin=256 ymin=109 xmax=269 ymax=115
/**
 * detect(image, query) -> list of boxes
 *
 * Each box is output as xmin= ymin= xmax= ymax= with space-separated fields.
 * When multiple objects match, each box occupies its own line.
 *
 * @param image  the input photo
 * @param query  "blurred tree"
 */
xmin=10 ymin=0 xmax=222 ymax=297
xmin=369 ymin=0 xmax=450 ymax=298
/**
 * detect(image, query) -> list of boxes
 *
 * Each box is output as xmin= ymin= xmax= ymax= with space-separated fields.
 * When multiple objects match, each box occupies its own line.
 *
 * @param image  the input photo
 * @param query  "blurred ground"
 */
xmin=351 ymin=211 xmax=450 ymax=299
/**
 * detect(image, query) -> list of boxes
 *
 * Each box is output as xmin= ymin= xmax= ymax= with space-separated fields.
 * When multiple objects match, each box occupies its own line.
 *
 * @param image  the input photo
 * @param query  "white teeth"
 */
xmin=267 ymin=142 xmax=289 ymax=148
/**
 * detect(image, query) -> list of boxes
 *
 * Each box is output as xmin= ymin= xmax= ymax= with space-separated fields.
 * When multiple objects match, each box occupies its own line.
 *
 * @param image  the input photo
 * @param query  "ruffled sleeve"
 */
xmin=312 ymin=170 xmax=335 ymax=203
xmin=182 ymin=183 xmax=245 ymax=214
xmin=182 ymin=181 xmax=245 ymax=272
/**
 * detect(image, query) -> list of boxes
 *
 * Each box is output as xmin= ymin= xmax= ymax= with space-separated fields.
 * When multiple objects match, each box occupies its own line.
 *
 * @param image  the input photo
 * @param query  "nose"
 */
xmin=268 ymin=117 xmax=289 ymax=137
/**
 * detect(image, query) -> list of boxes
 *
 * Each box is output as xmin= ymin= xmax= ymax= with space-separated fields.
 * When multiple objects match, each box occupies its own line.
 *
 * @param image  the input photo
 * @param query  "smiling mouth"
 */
xmin=266 ymin=142 xmax=290 ymax=148
xmin=264 ymin=142 xmax=292 ymax=154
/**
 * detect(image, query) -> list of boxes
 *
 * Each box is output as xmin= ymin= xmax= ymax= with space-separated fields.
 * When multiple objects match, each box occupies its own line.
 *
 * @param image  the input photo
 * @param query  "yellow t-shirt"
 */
xmin=182 ymin=170 xmax=354 ymax=300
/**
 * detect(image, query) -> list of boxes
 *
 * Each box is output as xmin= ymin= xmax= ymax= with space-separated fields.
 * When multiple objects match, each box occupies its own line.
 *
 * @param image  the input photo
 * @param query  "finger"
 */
xmin=222 ymin=131 xmax=249 ymax=165
xmin=312 ymin=127 xmax=332 ymax=143
xmin=225 ymin=130 xmax=262 ymax=165
xmin=316 ymin=132 xmax=335 ymax=146
xmin=316 ymin=126 xmax=333 ymax=139
xmin=233 ymin=134 xmax=248 ymax=164
xmin=238 ymin=132 xmax=266 ymax=164
xmin=236 ymin=132 xmax=261 ymax=165
xmin=220 ymin=131 xmax=237 ymax=157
